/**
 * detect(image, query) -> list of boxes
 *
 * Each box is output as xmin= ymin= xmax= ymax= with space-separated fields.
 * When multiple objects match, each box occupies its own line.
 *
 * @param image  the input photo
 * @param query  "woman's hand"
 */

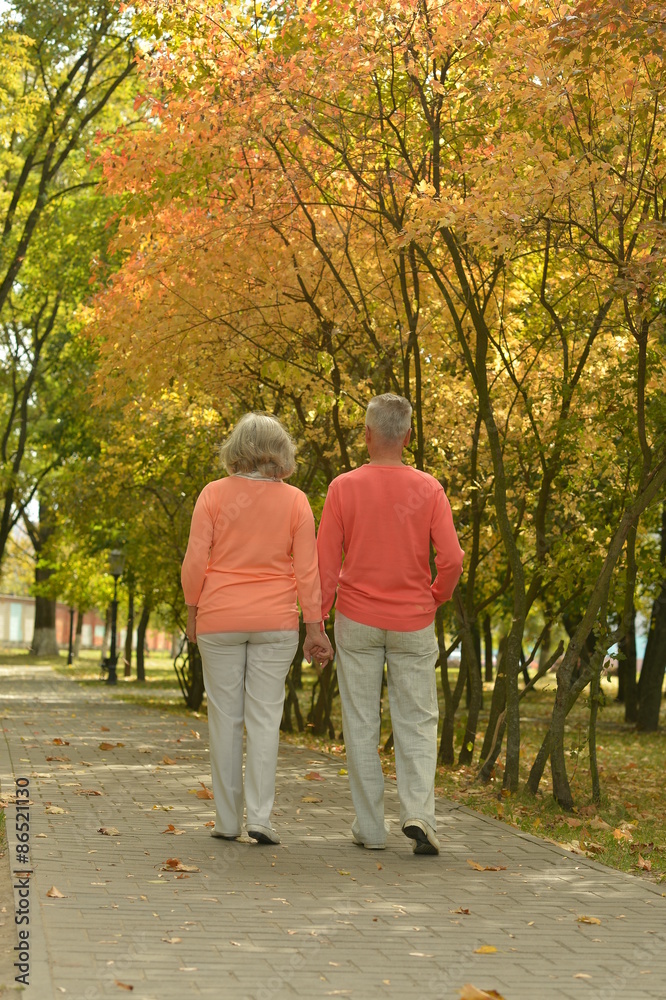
xmin=186 ymin=605 xmax=198 ymax=644
xmin=303 ymin=622 xmax=333 ymax=671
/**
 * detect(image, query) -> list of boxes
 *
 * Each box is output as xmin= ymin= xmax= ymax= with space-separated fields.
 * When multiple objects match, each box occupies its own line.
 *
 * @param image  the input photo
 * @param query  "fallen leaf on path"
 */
xmin=574 ymin=973 xmax=592 ymax=979
xmin=45 ymin=806 xmax=66 ymax=815
xmin=194 ymin=783 xmax=214 ymax=800
xmin=46 ymin=755 xmax=70 ymax=762
xmin=460 ymin=986 xmax=507 ymax=999
xmin=46 ymin=886 xmax=66 ymax=898
xmin=474 ymin=945 xmax=498 ymax=954
xmin=305 ymin=771 xmax=325 ymax=781
xmin=409 ymin=951 xmax=434 ymax=957
xmin=114 ymin=982 xmax=133 ymax=991
xmin=451 ymin=907 xmax=471 ymax=915
xmin=99 ymin=742 xmax=123 ymax=751
xmin=466 ymin=860 xmax=507 ymax=872
xmin=162 ymin=756 xmax=177 ymax=765
xmin=577 ymin=916 xmax=601 ymax=925
xmin=76 ymin=789 xmax=103 ymax=796
xmin=338 ymin=768 xmax=348 ymax=775
xmin=162 ymin=825 xmax=186 ymax=835
xmin=98 ymin=827 xmax=120 ymax=837
xmin=161 ymin=858 xmax=200 ymax=873
xmin=52 ymin=738 xmax=70 ymax=746
xmin=301 ymin=795 xmax=322 ymax=803
xmin=101 ymin=726 xmax=110 ymax=732
xmin=203 ymin=821 xmax=215 ymax=827
xmin=337 ymin=870 xmax=350 ymax=876
xmin=162 ymin=937 xmax=182 ymax=944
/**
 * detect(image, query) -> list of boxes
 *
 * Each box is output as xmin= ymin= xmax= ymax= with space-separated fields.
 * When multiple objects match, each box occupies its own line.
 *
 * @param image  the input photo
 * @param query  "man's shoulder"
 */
xmin=407 ymin=468 xmax=444 ymax=492
xmin=329 ymin=466 xmax=369 ymax=488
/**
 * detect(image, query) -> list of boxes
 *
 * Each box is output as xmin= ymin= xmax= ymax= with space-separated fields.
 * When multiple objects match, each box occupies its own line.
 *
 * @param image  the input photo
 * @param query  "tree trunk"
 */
xmin=479 ymin=637 xmax=507 ymax=764
xmin=618 ymin=527 xmax=638 ymax=721
xmin=124 ymin=585 xmax=134 ymax=677
xmin=29 ymin=502 xmax=59 ymax=656
xmin=457 ymin=635 xmax=483 ymax=766
xmin=456 ymin=593 xmax=483 ymax=766
xmin=30 ymin=592 xmax=59 ymax=656
xmin=637 ymin=504 xmax=666 ymax=732
xmin=483 ymin=614 xmax=493 ymax=682
xmin=73 ymin=609 xmax=84 ymax=659
xmin=100 ymin=605 xmax=111 ymax=664
xmin=538 ymin=621 xmax=551 ymax=674
xmin=136 ymin=602 xmax=151 ymax=682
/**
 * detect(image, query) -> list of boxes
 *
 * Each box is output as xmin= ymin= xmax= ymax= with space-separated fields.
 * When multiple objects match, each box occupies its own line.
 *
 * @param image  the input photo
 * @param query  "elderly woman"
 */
xmin=182 ymin=412 xmax=332 ymax=845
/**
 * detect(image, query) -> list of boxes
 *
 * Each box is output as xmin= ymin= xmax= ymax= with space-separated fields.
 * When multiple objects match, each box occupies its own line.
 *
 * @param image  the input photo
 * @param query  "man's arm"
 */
xmin=316 ymin=484 xmax=344 ymax=619
xmin=430 ymin=488 xmax=464 ymax=604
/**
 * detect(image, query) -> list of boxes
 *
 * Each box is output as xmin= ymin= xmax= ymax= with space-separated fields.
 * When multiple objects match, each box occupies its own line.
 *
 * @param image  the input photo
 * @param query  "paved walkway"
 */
xmin=1 ymin=665 xmax=665 ymax=1000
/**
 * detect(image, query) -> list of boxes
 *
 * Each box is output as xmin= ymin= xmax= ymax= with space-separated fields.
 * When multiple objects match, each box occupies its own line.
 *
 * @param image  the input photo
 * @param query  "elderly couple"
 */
xmin=181 ymin=395 xmax=464 ymax=855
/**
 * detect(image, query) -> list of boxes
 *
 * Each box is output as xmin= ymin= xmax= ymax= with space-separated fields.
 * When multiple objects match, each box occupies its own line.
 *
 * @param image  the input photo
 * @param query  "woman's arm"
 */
xmin=181 ymin=485 xmax=214 ymax=617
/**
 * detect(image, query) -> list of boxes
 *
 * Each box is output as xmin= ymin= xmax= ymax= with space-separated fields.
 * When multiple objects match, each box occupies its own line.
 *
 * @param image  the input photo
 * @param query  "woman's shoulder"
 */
xmin=280 ymin=481 xmax=310 ymax=503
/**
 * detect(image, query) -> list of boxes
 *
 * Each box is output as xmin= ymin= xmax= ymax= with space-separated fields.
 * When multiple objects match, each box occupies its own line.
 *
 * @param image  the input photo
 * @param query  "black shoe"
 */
xmin=402 ymin=821 xmax=439 ymax=855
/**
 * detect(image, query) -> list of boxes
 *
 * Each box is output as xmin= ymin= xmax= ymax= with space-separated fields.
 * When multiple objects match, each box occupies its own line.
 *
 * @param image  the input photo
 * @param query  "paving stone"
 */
xmin=2 ymin=664 xmax=666 ymax=1000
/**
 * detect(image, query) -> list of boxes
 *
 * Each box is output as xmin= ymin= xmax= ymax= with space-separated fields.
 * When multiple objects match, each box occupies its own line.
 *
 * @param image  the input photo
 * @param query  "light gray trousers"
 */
xmin=334 ymin=612 xmax=439 ymax=847
xmin=197 ymin=630 xmax=298 ymax=837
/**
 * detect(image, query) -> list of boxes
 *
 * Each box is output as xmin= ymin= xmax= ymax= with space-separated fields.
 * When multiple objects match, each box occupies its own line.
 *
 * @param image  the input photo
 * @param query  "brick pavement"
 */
xmin=1 ymin=664 xmax=665 ymax=1000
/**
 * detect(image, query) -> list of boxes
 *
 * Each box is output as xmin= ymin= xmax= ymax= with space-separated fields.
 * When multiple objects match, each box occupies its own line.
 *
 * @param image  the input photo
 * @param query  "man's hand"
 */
xmin=186 ymin=605 xmax=197 ymax=644
xmin=303 ymin=621 xmax=333 ymax=672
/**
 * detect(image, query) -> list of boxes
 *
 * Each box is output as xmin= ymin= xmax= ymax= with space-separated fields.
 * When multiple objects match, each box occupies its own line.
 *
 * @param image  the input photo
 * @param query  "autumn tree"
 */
xmin=90 ymin=0 xmax=665 ymax=804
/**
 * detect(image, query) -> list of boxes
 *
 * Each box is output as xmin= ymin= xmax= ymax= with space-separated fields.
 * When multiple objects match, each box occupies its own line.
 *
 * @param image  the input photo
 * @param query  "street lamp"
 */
xmin=105 ymin=548 xmax=126 ymax=685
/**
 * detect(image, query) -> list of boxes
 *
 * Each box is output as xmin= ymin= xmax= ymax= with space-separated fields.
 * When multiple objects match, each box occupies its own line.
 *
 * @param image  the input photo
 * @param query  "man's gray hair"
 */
xmin=220 ymin=412 xmax=296 ymax=479
xmin=365 ymin=393 xmax=412 ymax=441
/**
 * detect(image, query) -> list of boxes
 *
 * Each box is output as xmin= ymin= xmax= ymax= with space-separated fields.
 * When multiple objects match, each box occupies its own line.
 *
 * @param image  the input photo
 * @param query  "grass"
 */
xmin=4 ymin=647 xmax=666 ymax=882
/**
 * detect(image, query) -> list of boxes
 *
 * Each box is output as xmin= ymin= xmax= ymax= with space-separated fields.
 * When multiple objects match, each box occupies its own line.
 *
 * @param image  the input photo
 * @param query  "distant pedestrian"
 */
xmin=317 ymin=394 xmax=464 ymax=854
xmin=182 ymin=413 xmax=333 ymax=845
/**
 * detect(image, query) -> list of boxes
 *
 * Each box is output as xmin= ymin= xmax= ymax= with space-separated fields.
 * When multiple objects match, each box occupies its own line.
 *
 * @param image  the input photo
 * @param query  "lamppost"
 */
xmin=67 ymin=607 xmax=75 ymax=665
xmin=105 ymin=549 xmax=126 ymax=685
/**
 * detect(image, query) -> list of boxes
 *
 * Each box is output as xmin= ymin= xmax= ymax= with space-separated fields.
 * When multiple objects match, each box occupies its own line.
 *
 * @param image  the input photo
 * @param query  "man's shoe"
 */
xmin=248 ymin=826 xmax=281 ymax=845
xmin=402 ymin=819 xmax=440 ymax=856
xmin=211 ymin=830 xmax=239 ymax=840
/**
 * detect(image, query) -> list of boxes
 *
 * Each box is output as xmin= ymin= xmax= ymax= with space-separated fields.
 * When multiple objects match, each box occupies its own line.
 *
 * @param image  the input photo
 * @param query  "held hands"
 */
xmin=303 ymin=622 xmax=334 ymax=673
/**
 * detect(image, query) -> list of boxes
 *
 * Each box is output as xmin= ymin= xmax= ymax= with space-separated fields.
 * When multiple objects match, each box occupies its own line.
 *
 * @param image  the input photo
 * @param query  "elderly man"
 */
xmin=317 ymin=394 xmax=464 ymax=854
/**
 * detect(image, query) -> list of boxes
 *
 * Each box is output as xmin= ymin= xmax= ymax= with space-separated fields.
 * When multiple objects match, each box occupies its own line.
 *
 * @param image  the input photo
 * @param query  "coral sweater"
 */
xmin=181 ymin=476 xmax=322 ymax=634
xmin=317 ymin=464 xmax=464 ymax=631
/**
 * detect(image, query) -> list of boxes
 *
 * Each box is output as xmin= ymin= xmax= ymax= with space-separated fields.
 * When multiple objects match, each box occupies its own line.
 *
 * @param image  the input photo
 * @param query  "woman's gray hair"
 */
xmin=220 ymin=412 xmax=296 ymax=479
xmin=365 ymin=393 xmax=412 ymax=441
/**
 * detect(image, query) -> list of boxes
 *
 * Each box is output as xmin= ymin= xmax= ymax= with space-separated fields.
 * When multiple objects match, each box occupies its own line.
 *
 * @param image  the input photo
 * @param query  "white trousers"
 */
xmin=197 ymin=631 xmax=298 ymax=837
xmin=334 ymin=613 xmax=439 ymax=847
